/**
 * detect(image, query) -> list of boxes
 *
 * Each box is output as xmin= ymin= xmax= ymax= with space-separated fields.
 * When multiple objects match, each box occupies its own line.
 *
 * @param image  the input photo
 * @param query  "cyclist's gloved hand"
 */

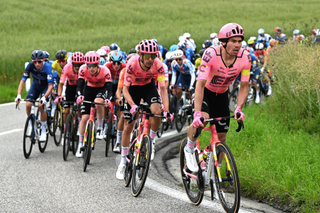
xmin=235 ymin=106 xmax=245 ymax=121
xmin=105 ymin=99 xmax=111 ymax=108
xmin=54 ymin=96 xmax=62 ymax=104
xmin=76 ymin=95 xmax=84 ymax=104
xmin=164 ymin=111 xmax=174 ymax=122
xmin=40 ymin=96 xmax=47 ymax=105
xmin=130 ymin=104 xmax=138 ymax=115
xmin=15 ymin=94 xmax=21 ymax=104
xmin=192 ymin=111 xmax=203 ymax=128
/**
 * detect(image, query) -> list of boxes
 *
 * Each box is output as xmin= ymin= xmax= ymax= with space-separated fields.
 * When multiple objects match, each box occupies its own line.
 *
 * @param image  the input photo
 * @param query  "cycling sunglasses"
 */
xmin=72 ymin=63 xmax=82 ymax=68
xmin=112 ymin=61 xmax=121 ymax=65
xmin=176 ymin=58 xmax=183 ymax=61
xmin=143 ymin=53 xmax=157 ymax=60
xmin=58 ymin=59 xmax=66 ymax=63
xmin=87 ymin=63 xmax=99 ymax=68
xmin=33 ymin=60 xmax=43 ymax=64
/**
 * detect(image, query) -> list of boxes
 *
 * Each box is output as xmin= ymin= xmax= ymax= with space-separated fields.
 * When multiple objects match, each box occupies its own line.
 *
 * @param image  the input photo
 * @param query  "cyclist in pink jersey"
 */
xmin=184 ymin=23 xmax=251 ymax=173
xmin=54 ymin=52 xmax=84 ymax=133
xmin=75 ymin=51 xmax=113 ymax=157
xmin=116 ymin=39 xmax=171 ymax=180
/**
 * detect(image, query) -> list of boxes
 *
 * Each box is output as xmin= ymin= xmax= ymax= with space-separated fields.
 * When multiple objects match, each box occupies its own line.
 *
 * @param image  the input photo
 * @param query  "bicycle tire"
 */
xmin=36 ymin=108 xmax=48 ymax=153
xmin=175 ymin=99 xmax=185 ymax=133
xmin=72 ymin=112 xmax=79 ymax=155
xmin=83 ymin=121 xmax=93 ymax=172
xmin=23 ymin=114 xmax=35 ymax=159
xmin=131 ymin=134 xmax=152 ymax=197
xmin=47 ymin=101 xmax=54 ymax=136
xmin=105 ymin=112 xmax=113 ymax=157
xmin=53 ymin=106 xmax=63 ymax=146
xmin=229 ymin=87 xmax=239 ymax=112
xmin=214 ymin=142 xmax=240 ymax=213
xmin=124 ymin=129 xmax=138 ymax=187
xmin=179 ymin=138 xmax=204 ymax=205
xmin=63 ymin=114 xmax=73 ymax=161
xmin=157 ymin=119 xmax=164 ymax=138
xmin=111 ymin=116 xmax=118 ymax=153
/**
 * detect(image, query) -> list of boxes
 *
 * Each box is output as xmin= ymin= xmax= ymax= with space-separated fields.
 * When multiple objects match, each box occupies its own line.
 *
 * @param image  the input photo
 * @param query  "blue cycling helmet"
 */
xmin=204 ymin=40 xmax=213 ymax=48
xmin=110 ymin=51 xmax=123 ymax=62
xmin=43 ymin=51 xmax=50 ymax=59
xmin=258 ymin=37 xmax=266 ymax=43
xmin=293 ymin=29 xmax=300 ymax=35
xmin=169 ymin=45 xmax=178 ymax=52
xmin=99 ymin=57 xmax=106 ymax=65
xmin=152 ymin=38 xmax=158 ymax=44
xmin=31 ymin=50 xmax=45 ymax=60
xmin=178 ymin=42 xmax=186 ymax=49
xmin=110 ymin=43 xmax=119 ymax=51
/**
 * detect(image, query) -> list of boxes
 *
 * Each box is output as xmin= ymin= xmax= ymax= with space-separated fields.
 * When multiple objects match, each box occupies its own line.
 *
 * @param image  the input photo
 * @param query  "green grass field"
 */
xmin=1 ymin=0 xmax=320 ymax=212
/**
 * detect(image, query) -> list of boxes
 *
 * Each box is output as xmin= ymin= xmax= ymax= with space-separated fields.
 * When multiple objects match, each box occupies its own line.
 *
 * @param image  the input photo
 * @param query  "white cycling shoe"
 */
xmin=39 ymin=131 xmax=47 ymax=142
xmin=76 ymin=145 xmax=83 ymax=158
xmin=255 ymin=94 xmax=260 ymax=104
xmin=184 ymin=146 xmax=199 ymax=173
xmin=116 ymin=164 xmax=126 ymax=180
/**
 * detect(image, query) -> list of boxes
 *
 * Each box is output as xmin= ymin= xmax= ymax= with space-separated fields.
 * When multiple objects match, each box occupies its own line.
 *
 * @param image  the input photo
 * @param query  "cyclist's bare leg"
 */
xmin=118 ymin=111 xmax=124 ymax=131
xmin=149 ymin=103 xmax=161 ymax=133
xmin=252 ymin=81 xmax=259 ymax=91
xmin=26 ymin=101 xmax=32 ymax=116
xmin=79 ymin=114 xmax=90 ymax=136
xmin=176 ymin=87 xmax=182 ymax=100
xmin=95 ymin=97 xmax=105 ymax=131
xmin=39 ymin=103 xmax=47 ymax=122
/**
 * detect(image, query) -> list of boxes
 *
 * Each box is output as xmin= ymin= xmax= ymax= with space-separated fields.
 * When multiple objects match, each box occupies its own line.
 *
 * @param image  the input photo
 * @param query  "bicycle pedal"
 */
xmin=80 ymin=147 xmax=85 ymax=152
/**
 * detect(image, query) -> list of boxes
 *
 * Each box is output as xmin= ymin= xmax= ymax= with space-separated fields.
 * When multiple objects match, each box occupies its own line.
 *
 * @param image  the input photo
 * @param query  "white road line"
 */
xmin=146 ymin=178 xmax=251 ymax=213
xmin=0 ymin=102 xmax=17 ymax=107
xmin=0 ymin=129 xmax=23 ymax=136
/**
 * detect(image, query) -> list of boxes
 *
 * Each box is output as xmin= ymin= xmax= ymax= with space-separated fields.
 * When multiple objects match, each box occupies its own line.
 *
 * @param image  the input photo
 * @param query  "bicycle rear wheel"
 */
xmin=53 ymin=106 xmax=63 ymax=146
xmin=105 ymin=112 xmax=113 ymax=157
xmin=179 ymin=138 xmax=204 ymax=205
xmin=124 ymin=129 xmax=138 ymax=187
xmin=23 ymin=114 xmax=35 ymax=159
xmin=214 ymin=142 xmax=240 ymax=213
xmin=63 ymin=114 xmax=73 ymax=161
xmin=175 ymin=99 xmax=186 ymax=132
xmin=131 ymin=135 xmax=152 ymax=197
xmin=229 ymin=88 xmax=239 ymax=112
xmin=157 ymin=119 xmax=164 ymax=138
xmin=83 ymin=121 xmax=93 ymax=172
xmin=47 ymin=100 xmax=54 ymax=136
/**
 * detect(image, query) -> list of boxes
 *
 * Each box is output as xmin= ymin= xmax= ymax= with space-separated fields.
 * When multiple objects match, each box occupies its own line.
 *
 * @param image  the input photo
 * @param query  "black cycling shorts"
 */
xmin=81 ymin=85 xmax=106 ymax=115
xmin=200 ymin=88 xmax=230 ymax=133
xmin=63 ymin=83 xmax=77 ymax=109
xmin=123 ymin=80 xmax=161 ymax=120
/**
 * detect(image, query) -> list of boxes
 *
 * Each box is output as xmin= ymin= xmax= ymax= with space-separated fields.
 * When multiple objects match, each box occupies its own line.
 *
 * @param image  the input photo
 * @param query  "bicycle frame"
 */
xmin=134 ymin=113 xmax=149 ymax=165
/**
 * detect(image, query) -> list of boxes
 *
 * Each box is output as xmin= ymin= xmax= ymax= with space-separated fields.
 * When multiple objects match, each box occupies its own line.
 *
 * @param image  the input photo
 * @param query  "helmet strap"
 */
xmin=222 ymin=42 xmax=232 ymax=56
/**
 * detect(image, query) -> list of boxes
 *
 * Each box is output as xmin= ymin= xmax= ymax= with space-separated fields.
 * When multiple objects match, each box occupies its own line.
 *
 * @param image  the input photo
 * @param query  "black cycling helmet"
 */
xmin=199 ymin=49 xmax=205 ymax=57
xmin=31 ymin=50 xmax=45 ymax=60
xmin=55 ymin=50 xmax=68 ymax=60
xmin=128 ymin=48 xmax=136 ymax=55
xmin=204 ymin=40 xmax=213 ymax=48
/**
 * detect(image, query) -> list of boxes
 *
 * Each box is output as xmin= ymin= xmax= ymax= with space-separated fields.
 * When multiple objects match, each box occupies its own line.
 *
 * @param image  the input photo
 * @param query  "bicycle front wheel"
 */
xmin=105 ymin=112 xmax=113 ymax=157
xmin=53 ymin=106 xmax=63 ymax=146
xmin=23 ymin=114 xmax=35 ymax=159
xmin=63 ymin=114 xmax=73 ymax=161
xmin=175 ymin=99 xmax=185 ymax=133
xmin=214 ymin=142 xmax=240 ymax=213
xmin=131 ymin=134 xmax=152 ymax=197
xmin=83 ymin=121 xmax=93 ymax=172
xmin=179 ymin=138 xmax=203 ymax=205
xmin=124 ymin=130 xmax=137 ymax=187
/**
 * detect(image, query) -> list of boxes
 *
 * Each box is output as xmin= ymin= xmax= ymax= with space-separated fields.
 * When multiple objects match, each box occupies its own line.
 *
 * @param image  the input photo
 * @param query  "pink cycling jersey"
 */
xmin=124 ymin=55 xmax=166 ymax=87
xmin=78 ymin=64 xmax=112 ymax=87
xmin=197 ymin=46 xmax=251 ymax=93
xmin=60 ymin=63 xmax=78 ymax=85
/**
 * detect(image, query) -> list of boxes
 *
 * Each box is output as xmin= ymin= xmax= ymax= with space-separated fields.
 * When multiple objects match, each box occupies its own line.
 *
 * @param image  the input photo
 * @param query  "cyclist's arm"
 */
xmin=188 ymin=62 xmax=196 ymax=89
xmin=159 ymin=85 xmax=169 ymax=112
xmin=76 ymin=78 xmax=85 ymax=96
xmin=237 ymin=81 xmax=250 ymax=109
xmin=17 ymin=80 xmax=26 ymax=97
xmin=44 ymin=84 xmax=53 ymax=99
xmin=170 ymin=69 xmax=177 ymax=87
xmin=123 ymin=85 xmax=135 ymax=107
xmin=57 ymin=83 xmax=64 ymax=96
xmin=194 ymin=79 xmax=206 ymax=112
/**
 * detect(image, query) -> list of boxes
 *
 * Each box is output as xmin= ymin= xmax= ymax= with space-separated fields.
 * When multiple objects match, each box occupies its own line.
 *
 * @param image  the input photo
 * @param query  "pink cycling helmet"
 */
xmin=218 ymin=23 xmax=244 ymax=42
xmin=101 ymin=46 xmax=110 ymax=54
xmin=71 ymin=52 xmax=84 ymax=63
xmin=139 ymin=39 xmax=158 ymax=54
xmin=84 ymin=51 xmax=100 ymax=64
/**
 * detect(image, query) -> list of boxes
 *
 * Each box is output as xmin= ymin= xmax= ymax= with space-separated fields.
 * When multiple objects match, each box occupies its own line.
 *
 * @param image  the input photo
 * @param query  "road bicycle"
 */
xmin=104 ymin=102 xmax=118 ymax=157
xmin=180 ymin=114 xmax=244 ymax=213
xmin=175 ymin=88 xmax=193 ymax=132
xmin=18 ymin=100 xmax=49 ymax=159
xmin=62 ymin=101 xmax=79 ymax=161
xmin=123 ymin=102 xmax=165 ymax=197
xmin=80 ymin=100 xmax=106 ymax=172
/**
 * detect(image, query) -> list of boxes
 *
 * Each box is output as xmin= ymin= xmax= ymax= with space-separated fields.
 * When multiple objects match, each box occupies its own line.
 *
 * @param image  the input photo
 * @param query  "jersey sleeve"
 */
xmin=156 ymin=62 xmax=166 ymax=87
xmin=124 ymin=62 xmax=134 ymax=86
xmin=240 ymin=52 xmax=252 ymax=82
xmin=197 ymin=49 xmax=213 ymax=81
xmin=59 ymin=67 xmax=67 ymax=84
xmin=22 ymin=63 xmax=32 ymax=82
xmin=118 ymin=68 xmax=126 ymax=89
xmin=45 ymin=64 xmax=53 ymax=85
xmin=104 ymin=67 xmax=112 ymax=83
xmin=78 ymin=65 xmax=86 ymax=80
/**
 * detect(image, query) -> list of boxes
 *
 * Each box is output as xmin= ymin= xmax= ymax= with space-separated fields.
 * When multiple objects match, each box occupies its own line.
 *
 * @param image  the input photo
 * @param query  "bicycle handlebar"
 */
xmin=193 ymin=113 xmax=244 ymax=138
xmin=127 ymin=103 xmax=169 ymax=124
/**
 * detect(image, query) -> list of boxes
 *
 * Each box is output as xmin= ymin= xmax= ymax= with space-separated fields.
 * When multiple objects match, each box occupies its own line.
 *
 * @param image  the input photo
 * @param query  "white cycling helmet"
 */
xmin=165 ymin=52 xmax=174 ymax=60
xmin=179 ymin=36 xmax=186 ymax=43
xmin=173 ymin=50 xmax=184 ymax=59
xmin=241 ymin=41 xmax=247 ymax=49
xmin=258 ymin=28 xmax=265 ymax=35
xmin=212 ymin=38 xmax=221 ymax=46
xmin=293 ymin=29 xmax=300 ymax=35
xmin=249 ymin=36 xmax=257 ymax=41
xmin=97 ymin=49 xmax=107 ymax=57
xmin=255 ymin=43 xmax=264 ymax=50
xmin=183 ymin=33 xmax=191 ymax=38
xmin=210 ymin=33 xmax=217 ymax=39
xmin=315 ymin=29 xmax=320 ymax=37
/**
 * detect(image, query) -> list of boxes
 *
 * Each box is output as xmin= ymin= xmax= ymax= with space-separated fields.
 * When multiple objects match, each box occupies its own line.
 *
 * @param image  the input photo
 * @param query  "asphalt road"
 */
xmin=0 ymin=102 xmax=282 ymax=213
